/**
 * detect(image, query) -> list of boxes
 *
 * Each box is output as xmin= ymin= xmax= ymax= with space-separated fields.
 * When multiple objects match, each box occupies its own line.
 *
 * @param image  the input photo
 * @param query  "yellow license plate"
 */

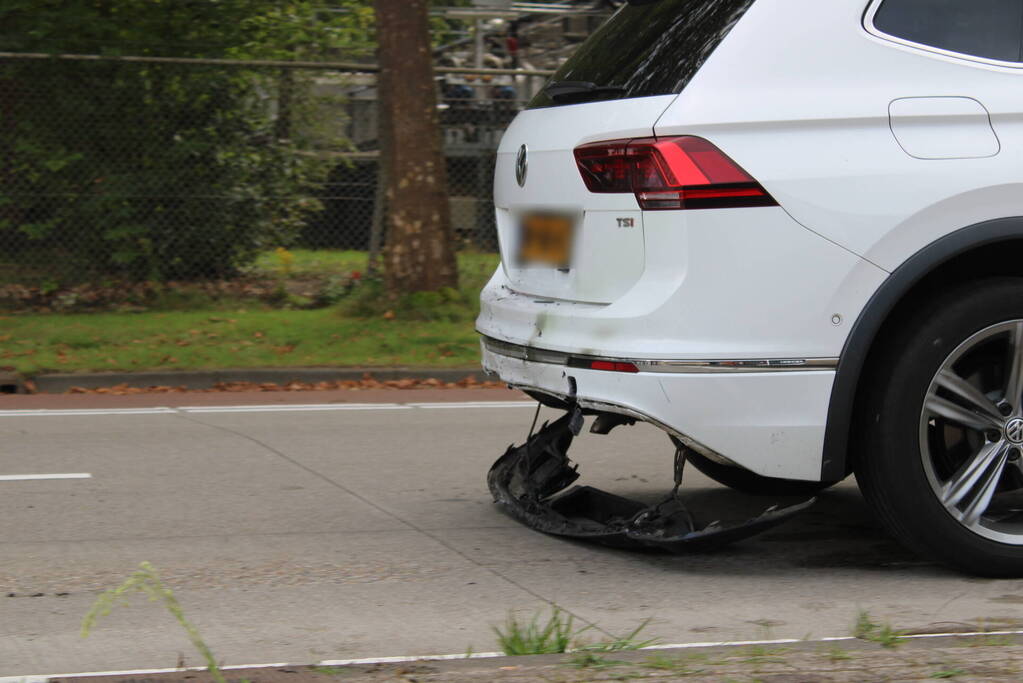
xmin=518 ymin=214 xmax=574 ymax=267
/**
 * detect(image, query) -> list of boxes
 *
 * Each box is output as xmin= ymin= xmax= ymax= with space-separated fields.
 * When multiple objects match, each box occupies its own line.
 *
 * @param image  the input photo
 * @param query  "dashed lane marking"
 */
xmin=0 ymin=407 xmax=177 ymax=417
xmin=0 ymin=473 xmax=92 ymax=481
xmin=177 ymin=403 xmax=411 ymax=413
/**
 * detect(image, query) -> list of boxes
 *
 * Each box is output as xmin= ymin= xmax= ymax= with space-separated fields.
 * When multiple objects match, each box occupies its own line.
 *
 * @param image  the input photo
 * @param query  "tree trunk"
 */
xmin=367 ymin=148 xmax=387 ymax=278
xmin=374 ymin=0 xmax=458 ymax=294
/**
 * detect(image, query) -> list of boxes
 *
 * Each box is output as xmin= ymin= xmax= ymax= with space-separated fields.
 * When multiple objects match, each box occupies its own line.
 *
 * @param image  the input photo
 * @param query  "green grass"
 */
xmin=3 ymin=249 xmax=499 ymax=286
xmin=246 ymin=249 xmax=370 ymax=278
xmin=853 ymin=610 xmax=903 ymax=649
xmin=2 ymin=250 xmax=500 ymax=314
xmin=493 ymin=608 xmax=662 ymax=661
xmin=2 ymin=250 xmax=501 ymax=374
xmin=567 ymin=652 xmax=631 ymax=670
xmin=245 ymin=248 xmax=499 ymax=282
xmin=1 ymin=308 xmax=482 ymax=374
xmin=578 ymin=618 xmax=659 ymax=653
xmin=82 ymin=562 xmax=226 ymax=683
xmin=494 ymin=607 xmax=580 ymax=656
xmin=642 ymin=654 xmax=706 ymax=675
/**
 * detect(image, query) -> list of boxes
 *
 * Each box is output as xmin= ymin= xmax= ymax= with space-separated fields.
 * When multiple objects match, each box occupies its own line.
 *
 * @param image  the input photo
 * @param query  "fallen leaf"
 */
xmin=60 ymin=377 xmax=504 ymax=395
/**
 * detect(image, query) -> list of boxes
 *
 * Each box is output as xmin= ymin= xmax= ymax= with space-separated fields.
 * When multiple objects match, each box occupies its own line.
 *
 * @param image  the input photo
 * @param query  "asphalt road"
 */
xmin=2 ymin=390 xmax=1023 ymax=677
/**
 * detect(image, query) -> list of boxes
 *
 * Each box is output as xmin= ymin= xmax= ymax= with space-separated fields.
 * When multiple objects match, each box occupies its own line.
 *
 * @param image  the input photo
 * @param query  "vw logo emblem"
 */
xmin=1007 ymin=418 xmax=1023 ymax=445
xmin=515 ymin=144 xmax=528 ymax=187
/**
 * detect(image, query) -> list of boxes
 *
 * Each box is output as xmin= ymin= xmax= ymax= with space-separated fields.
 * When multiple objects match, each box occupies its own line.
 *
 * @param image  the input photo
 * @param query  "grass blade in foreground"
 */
xmin=81 ymin=561 xmax=226 ymax=683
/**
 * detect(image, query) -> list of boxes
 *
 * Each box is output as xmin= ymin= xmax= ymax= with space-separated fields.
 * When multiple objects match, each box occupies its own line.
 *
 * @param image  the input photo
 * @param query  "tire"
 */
xmin=856 ymin=278 xmax=1023 ymax=576
xmin=684 ymin=449 xmax=839 ymax=497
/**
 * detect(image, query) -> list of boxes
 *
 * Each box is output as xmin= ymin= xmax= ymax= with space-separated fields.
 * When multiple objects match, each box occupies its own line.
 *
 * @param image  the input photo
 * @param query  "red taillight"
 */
xmin=589 ymin=360 xmax=639 ymax=373
xmin=573 ymin=136 xmax=776 ymax=211
xmin=574 ymin=140 xmax=634 ymax=193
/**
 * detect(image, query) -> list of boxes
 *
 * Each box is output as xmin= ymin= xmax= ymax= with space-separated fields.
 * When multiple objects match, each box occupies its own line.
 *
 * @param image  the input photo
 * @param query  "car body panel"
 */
xmin=482 ymin=342 xmax=835 ymax=481
xmin=479 ymin=207 xmax=888 ymax=360
xmin=653 ymin=0 xmax=1023 ymax=271
xmin=888 ymin=97 xmax=1000 ymax=160
xmin=479 ymin=0 xmax=1023 ymax=481
xmin=495 ymin=95 xmax=677 ymax=303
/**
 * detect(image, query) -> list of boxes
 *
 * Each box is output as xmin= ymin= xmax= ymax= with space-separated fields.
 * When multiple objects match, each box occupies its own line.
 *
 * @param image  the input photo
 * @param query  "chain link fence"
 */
xmin=0 ymin=54 xmax=548 ymax=309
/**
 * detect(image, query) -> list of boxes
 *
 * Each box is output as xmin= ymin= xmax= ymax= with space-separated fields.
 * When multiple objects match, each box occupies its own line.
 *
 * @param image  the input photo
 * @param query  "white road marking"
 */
xmin=178 ymin=403 xmax=412 ymax=413
xmin=0 ymin=473 xmax=92 ymax=481
xmin=406 ymin=401 xmax=537 ymax=409
xmin=0 ymin=401 xmax=535 ymax=418
xmin=0 ymin=662 xmax=293 ymax=683
xmin=0 ymin=407 xmax=176 ymax=417
xmin=4 ymin=630 xmax=1023 ymax=682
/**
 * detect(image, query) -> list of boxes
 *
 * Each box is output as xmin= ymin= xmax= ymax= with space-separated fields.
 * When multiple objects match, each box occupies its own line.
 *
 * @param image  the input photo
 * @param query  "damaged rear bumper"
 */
xmin=479 ymin=335 xmax=836 ymax=482
xmin=487 ymin=406 xmax=814 ymax=552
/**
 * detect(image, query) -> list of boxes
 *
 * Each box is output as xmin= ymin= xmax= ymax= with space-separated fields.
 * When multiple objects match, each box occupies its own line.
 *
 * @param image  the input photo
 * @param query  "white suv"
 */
xmin=478 ymin=0 xmax=1023 ymax=575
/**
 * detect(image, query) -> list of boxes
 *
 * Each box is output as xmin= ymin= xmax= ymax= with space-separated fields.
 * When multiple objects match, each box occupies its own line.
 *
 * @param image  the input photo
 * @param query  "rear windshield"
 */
xmin=527 ymin=0 xmax=757 ymax=109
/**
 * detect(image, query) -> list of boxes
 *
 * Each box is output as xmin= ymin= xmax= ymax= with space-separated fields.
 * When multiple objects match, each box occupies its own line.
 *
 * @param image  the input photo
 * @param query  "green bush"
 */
xmin=0 ymin=0 xmax=378 ymax=283
xmin=0 ymin=59 xmax=325 ymax=281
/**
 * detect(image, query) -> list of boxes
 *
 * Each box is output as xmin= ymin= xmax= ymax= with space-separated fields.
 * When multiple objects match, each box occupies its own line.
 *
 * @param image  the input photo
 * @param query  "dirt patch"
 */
xmin=48 ymin=638 xmax=1023 ymax=682
xmin=56 ymin=375 xmax=503 ymax=395
xmin=0 ymin=385 xmax=523 ymax=409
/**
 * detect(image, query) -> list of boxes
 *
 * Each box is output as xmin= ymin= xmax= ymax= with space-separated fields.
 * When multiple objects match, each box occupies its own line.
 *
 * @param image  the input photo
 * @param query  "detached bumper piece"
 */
xmin=487 ymin=407 xmax=814 ymax=552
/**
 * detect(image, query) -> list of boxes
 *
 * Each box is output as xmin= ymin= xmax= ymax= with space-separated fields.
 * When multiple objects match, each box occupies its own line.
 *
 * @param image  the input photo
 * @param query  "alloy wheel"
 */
xmin=920 ymin=320 xmax=1023 ymax=544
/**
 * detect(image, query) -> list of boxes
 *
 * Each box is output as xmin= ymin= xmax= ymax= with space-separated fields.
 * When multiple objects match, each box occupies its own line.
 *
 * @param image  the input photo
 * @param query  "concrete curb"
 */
xmin=25 ymin=366 xmax=489 ymax=394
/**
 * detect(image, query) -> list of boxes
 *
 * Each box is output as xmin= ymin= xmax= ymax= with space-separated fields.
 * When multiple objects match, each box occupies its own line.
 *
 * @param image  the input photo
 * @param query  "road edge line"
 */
xmin=7 ymin=629 xmax=1023 ymax=682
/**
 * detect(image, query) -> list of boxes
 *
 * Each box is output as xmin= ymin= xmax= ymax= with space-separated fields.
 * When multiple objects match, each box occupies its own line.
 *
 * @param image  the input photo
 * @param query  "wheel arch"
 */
xmin=822 ymin=217 xmax=1023 ymax=480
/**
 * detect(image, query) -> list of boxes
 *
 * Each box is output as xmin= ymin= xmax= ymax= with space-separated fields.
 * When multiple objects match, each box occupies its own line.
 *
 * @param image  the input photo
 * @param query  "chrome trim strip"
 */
xmin=481 ymin=336 xmax=838 ymax=373
xmin=863 ymin=0 xmax=1023 ymax=71
xmin=638 ymin=358 xmax=838 ymax=373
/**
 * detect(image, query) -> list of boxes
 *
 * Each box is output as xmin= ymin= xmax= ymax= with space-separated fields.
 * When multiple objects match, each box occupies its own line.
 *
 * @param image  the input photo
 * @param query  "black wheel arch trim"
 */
xmin=821 ymin=216 xmax=1023 ymax=481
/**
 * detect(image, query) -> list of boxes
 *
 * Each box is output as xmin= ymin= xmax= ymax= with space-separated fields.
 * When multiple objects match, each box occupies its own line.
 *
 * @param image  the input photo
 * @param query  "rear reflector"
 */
xmin=588 ymin=360 xmax=640 ymax=373
xmin=574 ymin=136 xmax=776 ymax=210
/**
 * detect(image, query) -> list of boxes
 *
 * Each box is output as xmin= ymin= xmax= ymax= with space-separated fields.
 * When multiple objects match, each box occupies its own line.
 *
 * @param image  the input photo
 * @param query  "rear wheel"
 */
xmin=684 ymin=449 xmax=838 ymax=497
xmin=856 ymin=279 xmax=1023 ymax=576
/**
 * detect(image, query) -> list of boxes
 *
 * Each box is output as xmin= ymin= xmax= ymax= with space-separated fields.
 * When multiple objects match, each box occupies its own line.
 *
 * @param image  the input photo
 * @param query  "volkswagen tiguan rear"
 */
xmin=479 ymin=0 xmax=1023 ymax=576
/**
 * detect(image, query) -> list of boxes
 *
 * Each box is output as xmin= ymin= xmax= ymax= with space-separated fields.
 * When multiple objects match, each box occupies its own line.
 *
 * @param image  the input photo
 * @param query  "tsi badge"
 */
xmin=516 ymin=144 xmax=528 ymax=187
xmin=616 ymin=217 xmax=635 ymax=228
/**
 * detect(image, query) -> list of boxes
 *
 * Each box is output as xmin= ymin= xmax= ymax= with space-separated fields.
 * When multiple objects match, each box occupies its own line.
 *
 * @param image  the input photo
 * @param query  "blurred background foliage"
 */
xmin=0 ymin=1 xmax=473 ymax=282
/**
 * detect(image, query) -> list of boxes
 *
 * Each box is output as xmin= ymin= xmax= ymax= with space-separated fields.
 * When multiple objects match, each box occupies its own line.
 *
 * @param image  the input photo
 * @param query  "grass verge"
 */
xmin=493 ymin=608 xmax=579 ymax=656
xmin=1 ymin=308 xmax=482 ymax=374
xmin=2 ymin=251 xmax=499 ymax=374
xmin=854 ymin=610 xmax=904 ymax=648
xmin=493 ymin=607 xmax=657 ymax=657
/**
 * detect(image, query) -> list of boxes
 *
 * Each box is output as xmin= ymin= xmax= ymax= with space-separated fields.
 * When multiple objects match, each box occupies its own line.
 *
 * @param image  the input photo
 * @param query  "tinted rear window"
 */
xmin=527 ymin=0 xmax=757 ymax=109
xmin=873 ymin=0 xmax=1023 ymax=63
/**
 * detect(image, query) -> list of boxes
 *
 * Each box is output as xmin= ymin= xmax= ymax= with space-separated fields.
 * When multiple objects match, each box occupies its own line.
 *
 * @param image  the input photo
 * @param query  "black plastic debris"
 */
xmin=488 ymin=406 xmax=815 ymax=552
